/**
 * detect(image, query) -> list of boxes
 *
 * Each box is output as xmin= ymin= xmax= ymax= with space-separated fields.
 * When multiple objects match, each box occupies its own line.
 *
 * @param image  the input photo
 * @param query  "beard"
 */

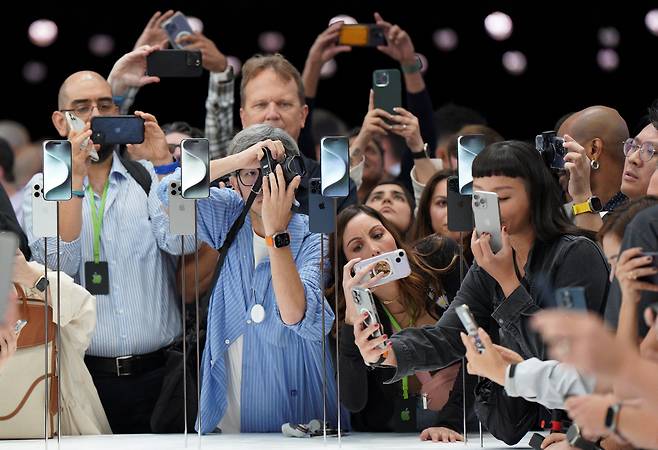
xmin=91 ymin=144 xmax=115 ymax=164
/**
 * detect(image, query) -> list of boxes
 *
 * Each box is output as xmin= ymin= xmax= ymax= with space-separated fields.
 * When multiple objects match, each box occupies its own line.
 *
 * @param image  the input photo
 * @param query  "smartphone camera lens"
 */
xmin=170 ymin=182 xmax=176 ymax=188
xmin=374 ymin=71 xmax=389 ymax=87
xmin=395 ymin=257 xmax=401 ymax=263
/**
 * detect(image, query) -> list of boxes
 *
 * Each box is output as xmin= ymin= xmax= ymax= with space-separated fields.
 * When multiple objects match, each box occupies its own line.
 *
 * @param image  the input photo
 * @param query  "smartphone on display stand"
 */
xmin=31 ymin=178 xmax=57 ymax=238
xmin=447 ymin=176 xmax=474 ymax=232
xmin=308 ymin=178 xmax=336 ymax=234
xmin=354 ymin=249 xmax=411 ymax=288
xmin=64 ymin=111 xmax=98 ymax=162
xmin=168 ymin=181 xmax=195 ymax=236
xmin=161 ymin=12 xmax=194 ymax=49
xmin=338 ymin=24 xmax=386 ymax=47
xmin=146 ymin=50 xmax=203 ymax=78
xmin=320 ymin=136 xmax=349 ymax=198
xmin=91 ymin=116 xmax=144 ymax=145
xmin=0 ymin=232 xmax=19 ymax=321
xmin=455 ymin=304 xmax=485 ymax=353
xmin=181 ymin=138 xmax=210 ymax=199
xmin=43 ymin=140 xmax=72 ymax=201
xmin=555 ymin=287 xmax=588 ymax=311
xmin=351 ymin=287 xmax=387 ymax=350
xmin=372 ymin=69 xmax=401 ymax=119
xmin=472 ymin=191 xmax=502 ymax=253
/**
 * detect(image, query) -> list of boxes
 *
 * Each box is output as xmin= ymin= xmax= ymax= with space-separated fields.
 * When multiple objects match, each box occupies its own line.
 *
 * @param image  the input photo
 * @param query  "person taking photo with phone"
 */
xmin=351 ymin=140 xmax=610 ymax=444
xmin=327 ymin=204 xmax=470 ymax=442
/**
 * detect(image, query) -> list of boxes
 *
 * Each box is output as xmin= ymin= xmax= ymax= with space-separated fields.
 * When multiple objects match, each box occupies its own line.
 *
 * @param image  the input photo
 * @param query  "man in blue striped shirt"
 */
xmin=22 ymin=65 xmax=194 ymax=433
xmin=159 ymin=124 xmax=343 ymax=433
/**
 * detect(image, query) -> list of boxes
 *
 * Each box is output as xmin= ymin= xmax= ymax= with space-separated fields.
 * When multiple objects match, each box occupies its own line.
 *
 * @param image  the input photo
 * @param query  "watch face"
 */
xmin=590 ymin=196 xmax=603 ymax=212
xmin=274 ymin=233 xmax=290 ymax=248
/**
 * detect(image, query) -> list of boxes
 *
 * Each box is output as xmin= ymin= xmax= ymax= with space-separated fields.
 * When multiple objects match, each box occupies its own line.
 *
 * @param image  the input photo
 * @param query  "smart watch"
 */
xmin=566 ymin=424 xmax=604 ymax=450
xmin=265 ymin=231 xmax=291 ymax=249
xmin=411 ymin=143 xmax=429 ymax=159
xmin=605 ymin=402 xmax=622 ymax=435
xmin=34 ymin=276 xmax=49 ymax=293
xmin=572 ymin=196 xmax=603 ymax=216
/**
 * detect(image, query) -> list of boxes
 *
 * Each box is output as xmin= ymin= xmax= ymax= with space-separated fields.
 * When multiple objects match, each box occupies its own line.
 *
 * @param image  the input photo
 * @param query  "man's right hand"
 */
xmin=69 ymin=125 xmax=93 ymax=185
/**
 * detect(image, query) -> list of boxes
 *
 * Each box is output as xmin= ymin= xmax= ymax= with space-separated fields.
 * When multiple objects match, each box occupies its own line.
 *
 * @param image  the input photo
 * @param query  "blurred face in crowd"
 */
xmin=240 ymin=68 xmax=308 ymax=142
xmin=429 ymin=178 xmax=462 ymax=242
xmin=230 ymin=165 xmax=263 ymax=216
xmin=601 ymin=232 xmax=622 ymax=281
xmin=621 ymin=124 xmax=658 ymax=200
xmin=473 ymin=175 xmax=532 ymax=237
xmin=365 ymin=184 xmax=413 ymax=234
xmin=351 ymin=136 xmax=384 ymax=184
xmin=342 ymin=212 xmax=397 ymax=261
xmin=165 ymin=132 xmax=190 ymax=160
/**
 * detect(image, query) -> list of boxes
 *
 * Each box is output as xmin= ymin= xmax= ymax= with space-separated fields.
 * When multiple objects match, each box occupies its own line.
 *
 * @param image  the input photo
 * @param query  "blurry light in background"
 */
xmin=597 ymin=49 xmax=619 ymax=71
xmin=227 ymin=56 xmax=242 ymax=76
xmin=502 ymin=51 xmax=527 ymax=75
xmin=329 ymin=15 xmax=358 ymax=26
xmin=23 ymin=61 xmax=47 ymax=83
xmin=187 ymin=17 xmax=204 ymax=34
xmin=417 ymin=53 xmax=429 ymax=74
xmin=598 ymin=27 xmax=620 ymax=47
xmin=433 ymin=28 xmax=458 ymax=51
xmin=646 ymin=10 xmax=658 ymax=35
xmin=28 ymin=19 xmax=58 ymax=47
xmin=484 ymin=12 xmax=513 ymax=41
xmin=258 ymin=31 xmax=285 ymax=53
xmin=89 ymin=34 xmax=115 ymax=57
xmin=320 ymin=59 xmax=337 ymax=79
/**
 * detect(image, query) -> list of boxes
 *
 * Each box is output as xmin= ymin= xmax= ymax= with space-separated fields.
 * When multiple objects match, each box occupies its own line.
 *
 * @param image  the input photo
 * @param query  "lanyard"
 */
xmin=87 ymin=181 xmax=109 ymax=264
xmin=382 ymin=306 xmax=413 ymax=400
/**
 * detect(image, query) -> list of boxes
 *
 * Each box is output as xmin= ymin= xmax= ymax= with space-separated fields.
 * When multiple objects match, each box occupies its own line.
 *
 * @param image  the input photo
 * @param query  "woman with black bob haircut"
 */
xmin=350 ymin=140 xmax=610 ymax=444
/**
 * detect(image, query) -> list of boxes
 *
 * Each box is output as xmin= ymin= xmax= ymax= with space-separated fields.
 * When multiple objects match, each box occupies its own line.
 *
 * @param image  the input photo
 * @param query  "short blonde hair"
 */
xmin=240 ymin=54 xmax=305 ymax=107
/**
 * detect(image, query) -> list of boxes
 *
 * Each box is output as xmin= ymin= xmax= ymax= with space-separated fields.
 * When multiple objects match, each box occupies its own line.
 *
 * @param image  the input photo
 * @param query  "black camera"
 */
xmin=259 ymin=146 xmax=306 ymax=185
xmin=535 ymin=131 xmax=566 ymax=170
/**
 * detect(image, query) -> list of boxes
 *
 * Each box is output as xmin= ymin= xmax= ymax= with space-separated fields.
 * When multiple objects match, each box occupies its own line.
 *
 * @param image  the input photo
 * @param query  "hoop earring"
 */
xmin=591 ymin=159 xmax=600 ymax=170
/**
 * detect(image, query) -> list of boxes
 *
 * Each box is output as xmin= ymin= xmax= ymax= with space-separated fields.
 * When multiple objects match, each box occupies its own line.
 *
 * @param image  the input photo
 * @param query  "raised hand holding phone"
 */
xmin=471 ymin=224 xmax=519 ymax=297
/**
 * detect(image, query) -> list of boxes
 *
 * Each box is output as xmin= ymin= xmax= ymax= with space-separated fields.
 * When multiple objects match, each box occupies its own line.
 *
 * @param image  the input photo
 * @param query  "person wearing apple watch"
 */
xmin=158 ymin=123 xmax=344 ymax=434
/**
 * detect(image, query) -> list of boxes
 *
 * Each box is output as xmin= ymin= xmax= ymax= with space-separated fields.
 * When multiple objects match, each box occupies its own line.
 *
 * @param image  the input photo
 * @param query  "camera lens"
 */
xmin=398 ymin=251 xmax=404 ymax=257
xmin=395 ymin=257 xmax=401 ymax=263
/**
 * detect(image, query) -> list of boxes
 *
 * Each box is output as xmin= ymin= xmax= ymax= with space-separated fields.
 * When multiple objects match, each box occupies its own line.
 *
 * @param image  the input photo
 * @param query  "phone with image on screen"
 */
xmin=338 ymin=24 xmax=386 ymax=47
xmin=181 ymin=138 xmax=210 ymax=199
xmin=43 ymin=140 xmax=72 ymax=201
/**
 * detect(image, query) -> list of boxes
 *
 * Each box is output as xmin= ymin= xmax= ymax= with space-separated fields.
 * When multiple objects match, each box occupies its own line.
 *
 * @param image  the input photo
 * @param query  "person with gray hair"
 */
xmin=158 ymin=123 xmax=343 ymax=433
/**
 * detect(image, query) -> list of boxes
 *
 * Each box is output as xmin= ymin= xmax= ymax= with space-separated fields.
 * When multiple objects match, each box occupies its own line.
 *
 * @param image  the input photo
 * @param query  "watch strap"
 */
xmin=605 ymin=402 xmax=622 ymax=434
xmin=401 ymin=55 xmax=423 ymax=74
xmin=572 ymin=199 xmax=594 ymax=215
xmin=411 ymin=143 xmax=429 ymax=159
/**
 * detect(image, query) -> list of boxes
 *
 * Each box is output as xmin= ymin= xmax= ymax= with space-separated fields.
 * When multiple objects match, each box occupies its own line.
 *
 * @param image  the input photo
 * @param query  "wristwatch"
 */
xmin=411 ymin=143 xmax=429 ymax=159
xmin=34 ymin=276 xmax=49 ymax=293
xmin=605 ymin=402 xmax=622 ymax=435
xmin=265 ymin=231 xmax=291 ymax=248
xmin=213 ymin=65 xmax=234 ymax=83
xmin=401 ymin=54 xmax=423 ymax=74
xmin=572 ymin=196 xmax=603 ymax=216
xmin=566 ymin=424 xmax=604 ymax=450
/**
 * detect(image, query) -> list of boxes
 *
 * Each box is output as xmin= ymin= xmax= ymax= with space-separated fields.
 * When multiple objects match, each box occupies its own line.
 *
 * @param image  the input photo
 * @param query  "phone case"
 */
xmin=161 ymin=12 xmax=194 ymax=49
xmin=91 ymin=116 xmax=145 ymax=145
xmin=338 ymin=24 xmax=386 ymax=47
xmin=181 ymin=138 xmax=210 ymax=199
xmin=447 ymin=176 xmax=474 ymax=232
xmin=555 ymin=287 xmax=588 ymax=311
xmin=43 ymin=140 xmax=72 ymax=201
xmin=64 ymin=112 xmax=98 ymax=162
xmin=308 ymin=178 xmax=336 ymax=234
xmin=31 ymin=178 xmax=57 ymax=238
xmin=320 ymin=136 xmax=349 ymax=198
xmin=372 ymin=69 xmax=402 ymax=117
xmin=168 ymin=181 xmax=195 ymax=235
xmin=351 ymin=287 xmax=387 ymax=350
xmin=146 ymin=50 xmax=203 ymax=78
xmin=0 ymin=233 xmax=19 ymax=320
xmin=354 ymin=249 xmax=411 ymax=288
xmin=455 ymin=304 xmax=485 ymax=353
xmin=472 ymin=191 xmax=502 ymax=253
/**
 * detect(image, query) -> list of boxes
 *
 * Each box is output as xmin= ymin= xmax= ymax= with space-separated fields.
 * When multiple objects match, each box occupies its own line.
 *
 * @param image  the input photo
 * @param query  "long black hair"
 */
xmin=472 ymin=140 xmax=592 ymax=242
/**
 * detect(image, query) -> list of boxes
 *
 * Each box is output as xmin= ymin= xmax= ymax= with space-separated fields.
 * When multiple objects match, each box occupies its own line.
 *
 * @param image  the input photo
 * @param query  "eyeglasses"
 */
xmin=236 ymin=168 xmax=262 ymax=187
xmin=623 ymin=138 xmax=656 ymax=162
xmin=60 ymin=100 xmax=118 ymax=120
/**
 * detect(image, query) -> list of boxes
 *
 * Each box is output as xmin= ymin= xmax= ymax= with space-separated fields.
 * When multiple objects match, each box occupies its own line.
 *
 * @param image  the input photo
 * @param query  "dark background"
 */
xmin=4 ymin=1 xmax=658 ymax=143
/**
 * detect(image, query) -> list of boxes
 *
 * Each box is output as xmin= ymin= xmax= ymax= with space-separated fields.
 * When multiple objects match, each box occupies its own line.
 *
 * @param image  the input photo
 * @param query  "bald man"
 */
xmin=21 ymin=67 xmax=194 ymax=433
xmin=558 ymin=106 xmax=629 ymax=231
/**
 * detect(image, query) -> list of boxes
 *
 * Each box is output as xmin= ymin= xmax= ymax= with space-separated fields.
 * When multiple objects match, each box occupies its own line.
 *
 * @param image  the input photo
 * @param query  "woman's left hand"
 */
xmin=420 ymin=426 xmax=464 ymax=443
xmin=471 ymin=227 xmax=519 ymax=297
xmin=261 ymin=165 xmax=301 ymax=237
xmin=388 ymin=107 xmax=424 ymax=154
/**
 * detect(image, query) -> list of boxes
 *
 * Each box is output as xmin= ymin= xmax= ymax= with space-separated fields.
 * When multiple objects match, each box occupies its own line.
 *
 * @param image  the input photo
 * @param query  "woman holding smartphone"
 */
xmin=351 ymin=140 xmax=610 ymax=444
xmin=328 ymin=204 xmax=472 ymax=442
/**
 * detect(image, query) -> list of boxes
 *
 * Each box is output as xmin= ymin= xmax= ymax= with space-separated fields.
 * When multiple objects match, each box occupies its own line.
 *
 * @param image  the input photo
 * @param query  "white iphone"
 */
xmin=65 ymin=111 xmax=99 ymax=162
xmin=31 ymin=177 xmax=57 ymax=238
xmin=353 ymin=249 xmax=411 ymax=288
xmin=472 ymin=191 xmax=502 ymax=253
xmin=168 ymin=180 xmax=195 ymax=236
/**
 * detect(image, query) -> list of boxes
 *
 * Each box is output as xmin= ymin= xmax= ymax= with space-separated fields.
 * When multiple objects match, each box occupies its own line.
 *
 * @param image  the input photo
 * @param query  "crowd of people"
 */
xmin=1 ymin=8 xmax=657 ymax=449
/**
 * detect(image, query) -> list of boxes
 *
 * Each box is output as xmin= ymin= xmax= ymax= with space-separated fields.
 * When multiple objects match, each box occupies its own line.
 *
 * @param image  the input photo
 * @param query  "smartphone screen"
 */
xmin=91 ymin=116 xmax=145 ymax=145
xmin=338 ymin=24 xmax=385 ymax=47
xmin=181 ymin=138 xmax=210 ymax=199
xmin=320 ymin=136 xmax=349 ymax=198
xmin=555 ymin=287 xmax=588 ymax=311
xmin=43 ymin=140 xmax=72 ymax=201
xmin=0 ymin=232 xmax=19 ymax=321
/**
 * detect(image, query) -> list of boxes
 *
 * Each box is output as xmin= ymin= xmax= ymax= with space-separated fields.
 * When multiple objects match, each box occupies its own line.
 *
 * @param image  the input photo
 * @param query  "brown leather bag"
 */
xmin=0 ymin=284 xmax=58 ymax=438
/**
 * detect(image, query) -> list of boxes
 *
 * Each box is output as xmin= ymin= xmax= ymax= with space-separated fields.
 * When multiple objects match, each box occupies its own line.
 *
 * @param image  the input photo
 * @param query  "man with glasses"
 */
xmin=21 ymin=65 xmax=194 ymax=433
xmin=619 ymin=123 xmax=658 ymax=200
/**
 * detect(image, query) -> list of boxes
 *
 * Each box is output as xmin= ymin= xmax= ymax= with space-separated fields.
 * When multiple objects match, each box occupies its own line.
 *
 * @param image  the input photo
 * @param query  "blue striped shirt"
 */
xmin=158 ymin=179 xmax=345 ymax=433
xmin=23 ymin=156 xmax=194 ymax=357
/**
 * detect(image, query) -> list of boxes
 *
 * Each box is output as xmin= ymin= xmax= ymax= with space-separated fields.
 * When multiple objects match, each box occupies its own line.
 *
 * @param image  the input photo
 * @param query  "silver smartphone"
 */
xmin=351 ymin=286 xmax=387 ymax=350
xmin=353 ymin=249 xmax=411 ymax=288
xmin=31 ymin=177 xmax=57 ymax=238
xmin=64 ymin=111 xmax=98 ymax=162
xmin=43 ymin=140 xmax=72 ymax=201
xmin=472 ymin=191 xmax=502 ymax=253
xmin=455 ymin=304 xmax=485 ymax=353
xmin=0 ymin=233 xmax=19 ymax=321
xmin=168 ymin=180 xmax=195 ymax=235
xmin=181 ymin=138 xmax=210 ymax=199
xmin=14 ymin=319 xmax=27 ymax=334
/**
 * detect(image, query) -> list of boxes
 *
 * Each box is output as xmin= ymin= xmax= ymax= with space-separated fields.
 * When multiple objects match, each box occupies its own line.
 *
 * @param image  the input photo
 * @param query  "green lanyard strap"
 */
xmin=382 ymin=305 xmax=414 ymax=400
xmin=87 ymin=181 xmax=109 ymax=264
